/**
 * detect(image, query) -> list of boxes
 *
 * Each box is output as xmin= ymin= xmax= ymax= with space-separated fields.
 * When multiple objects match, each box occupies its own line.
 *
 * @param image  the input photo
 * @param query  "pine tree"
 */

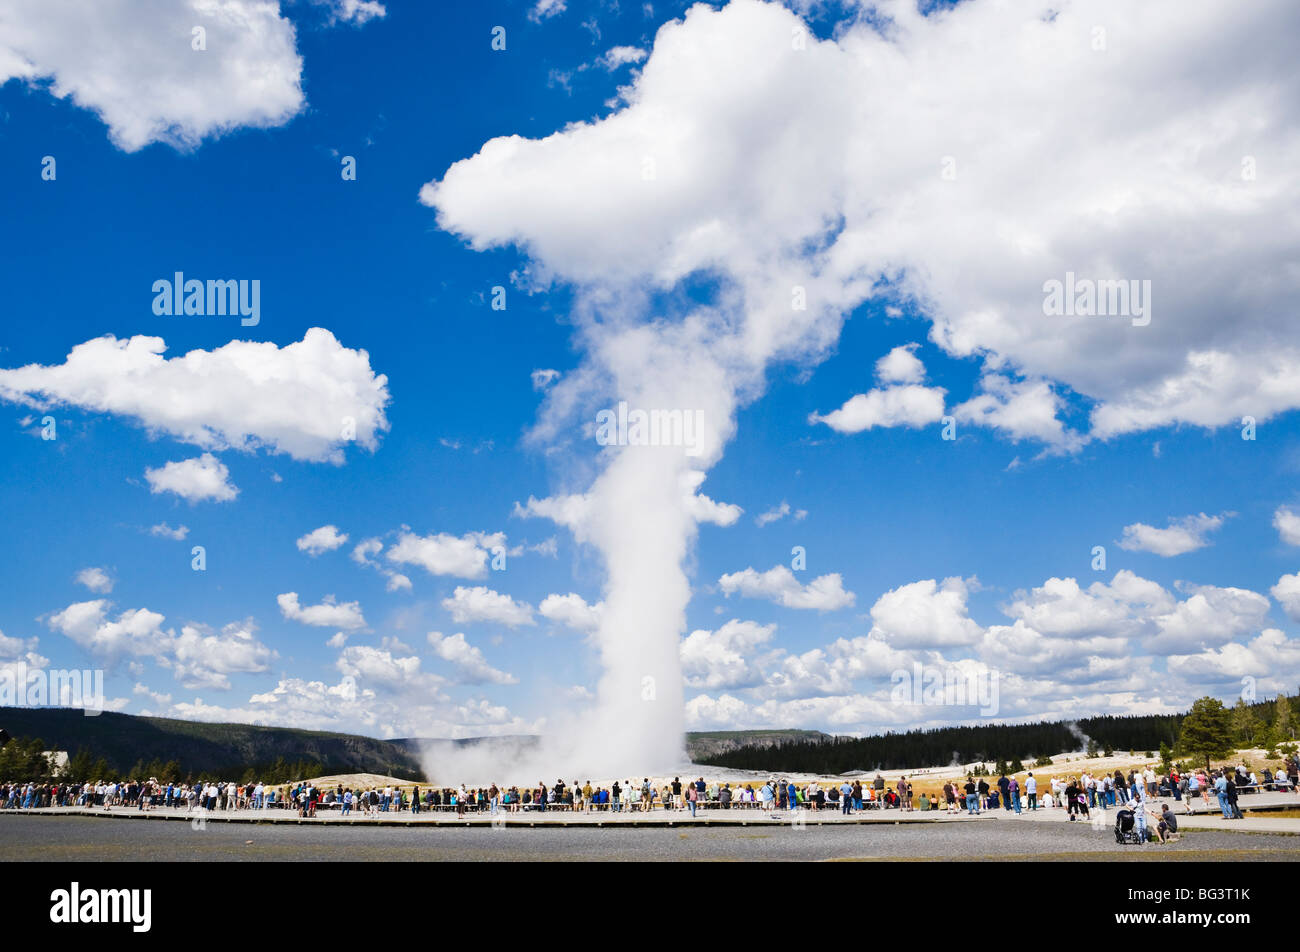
xmin=1158 ymin=741 xmax=1174 ymax=771
xmin=1178 ymin=696 xmax=1235 ymax=770
xmin=1275 ymin=694 xmax=1295 ymax=740
xmin=64 ymin=748 xmax=95 ymax=781
xmin=1231 ymin=697 xmax=1263 ymax=746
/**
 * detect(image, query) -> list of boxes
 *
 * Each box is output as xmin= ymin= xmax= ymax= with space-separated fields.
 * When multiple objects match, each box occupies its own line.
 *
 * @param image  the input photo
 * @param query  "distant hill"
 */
xmin=0 ymin=710 xmax=837 ymax=780
xmin=685 ymin=730 xmax=832 ymax=760
xmin=0 ymin=707 xmax=423 ymax=780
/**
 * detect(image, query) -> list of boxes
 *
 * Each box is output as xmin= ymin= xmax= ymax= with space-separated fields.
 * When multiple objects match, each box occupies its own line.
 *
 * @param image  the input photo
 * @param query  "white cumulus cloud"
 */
xmin=1271 ymin=571 xmax=1300 ymax=622
xmin=0 ymin=0 xmax=305 ymax=152
xmin=1273 ymin=506 xmax=1300 ymax=546
xmin=441 ymin=586 xmax=535 ymax=628
xmin=277 ymin=592 xmax=367 ymax=630
xmin=538 ymin=592 xmax=603 ymax=633
xmin=296 ymin=524 xmax=349 ymax=556
xmin=0 ymin=329 xmax=390 ymax=463
xmin=1119 ymin=512 xmax=1229 ymax=557
xmin=868 ymin=576 xmax=983 ymax=649
xmin=385 ymin=530 xmax=504 ymax=579
xmin=145 ymin=453 xmax=238 ymax=503
xmin=717 ymin=565 xmax=855 ymax=611
xmin=427 ymin=631 xmax=517 ymax=685
xmin=75 ymin=567 xmax=113 ymax=594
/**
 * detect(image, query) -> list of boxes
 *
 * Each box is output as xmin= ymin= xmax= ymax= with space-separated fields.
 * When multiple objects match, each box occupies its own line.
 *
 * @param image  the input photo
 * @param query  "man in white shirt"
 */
xmin=1025 ymin=773 xmax=1038 ymax=810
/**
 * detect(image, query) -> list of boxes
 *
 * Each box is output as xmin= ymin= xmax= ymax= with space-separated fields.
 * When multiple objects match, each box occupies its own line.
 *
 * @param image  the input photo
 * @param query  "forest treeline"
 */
xmin=698 ymin=693 xmax=1300 ymax=773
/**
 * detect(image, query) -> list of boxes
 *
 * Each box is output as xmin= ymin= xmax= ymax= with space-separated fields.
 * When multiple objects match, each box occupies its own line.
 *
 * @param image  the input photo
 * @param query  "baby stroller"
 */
xmin=1114 ymin=809 xmax=1145 ymax=844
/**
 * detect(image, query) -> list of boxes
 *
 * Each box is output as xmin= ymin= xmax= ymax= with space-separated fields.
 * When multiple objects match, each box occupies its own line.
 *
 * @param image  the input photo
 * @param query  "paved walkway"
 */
xmin=971 ymin=792 xmax=1300 ymax=835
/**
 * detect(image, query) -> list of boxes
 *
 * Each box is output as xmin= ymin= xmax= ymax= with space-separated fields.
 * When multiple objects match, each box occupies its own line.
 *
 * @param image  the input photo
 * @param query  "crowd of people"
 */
xmin=4 ymin=756 xmax=1297 ymax=831
xmin=933 ymin=756 xmax=1300 ymax=842
xmin=0 ymin=776 xmax=926 ymax=816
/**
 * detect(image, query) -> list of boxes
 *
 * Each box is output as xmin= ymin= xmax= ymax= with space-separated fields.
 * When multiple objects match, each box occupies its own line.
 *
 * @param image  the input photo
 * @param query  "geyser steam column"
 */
xmin=584 ymin=442 xmax=691 ymax=774
xmin=421 ymin=0 xmax=854 ymax=777
xmin=565 ymin=373 xmax=732 ymax=776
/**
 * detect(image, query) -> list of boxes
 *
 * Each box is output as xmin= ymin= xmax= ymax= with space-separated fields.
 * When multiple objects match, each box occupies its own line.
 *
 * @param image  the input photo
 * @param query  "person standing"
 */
xmin=964 ymin=777 xmax=978 ymax=815
xmin=1133 ymin=781 xmax=1149 ymax=840
xmin=1025 ymin=772 xmax=1037 ymax=810
xmin=1065 ymin=778 xmax=1080 ymax=820
xmin=1226 ymin=771 xmax=1243 ymax=819
xmin=1214 ymin=771 xmax=1231 ymax=819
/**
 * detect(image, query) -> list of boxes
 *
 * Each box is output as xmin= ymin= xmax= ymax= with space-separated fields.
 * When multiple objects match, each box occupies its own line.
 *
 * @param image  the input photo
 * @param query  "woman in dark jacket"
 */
xmin=1225 ymin=773 xmax=1242 ymax=819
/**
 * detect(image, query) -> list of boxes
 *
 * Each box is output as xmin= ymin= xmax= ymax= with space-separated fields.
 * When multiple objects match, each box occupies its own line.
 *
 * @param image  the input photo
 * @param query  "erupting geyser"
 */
xmin=418 ymin=0 xmax=871 ymax=780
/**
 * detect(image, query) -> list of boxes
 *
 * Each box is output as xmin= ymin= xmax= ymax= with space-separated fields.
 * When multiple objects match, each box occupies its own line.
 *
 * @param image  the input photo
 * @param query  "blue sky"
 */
xmin=1 ymin=0 xmax=1299 ymax=753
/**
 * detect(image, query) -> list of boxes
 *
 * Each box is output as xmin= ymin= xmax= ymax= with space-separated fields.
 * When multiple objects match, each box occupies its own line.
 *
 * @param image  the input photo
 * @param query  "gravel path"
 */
xmin=2 ymin=813 xmax=1297 ymax=861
